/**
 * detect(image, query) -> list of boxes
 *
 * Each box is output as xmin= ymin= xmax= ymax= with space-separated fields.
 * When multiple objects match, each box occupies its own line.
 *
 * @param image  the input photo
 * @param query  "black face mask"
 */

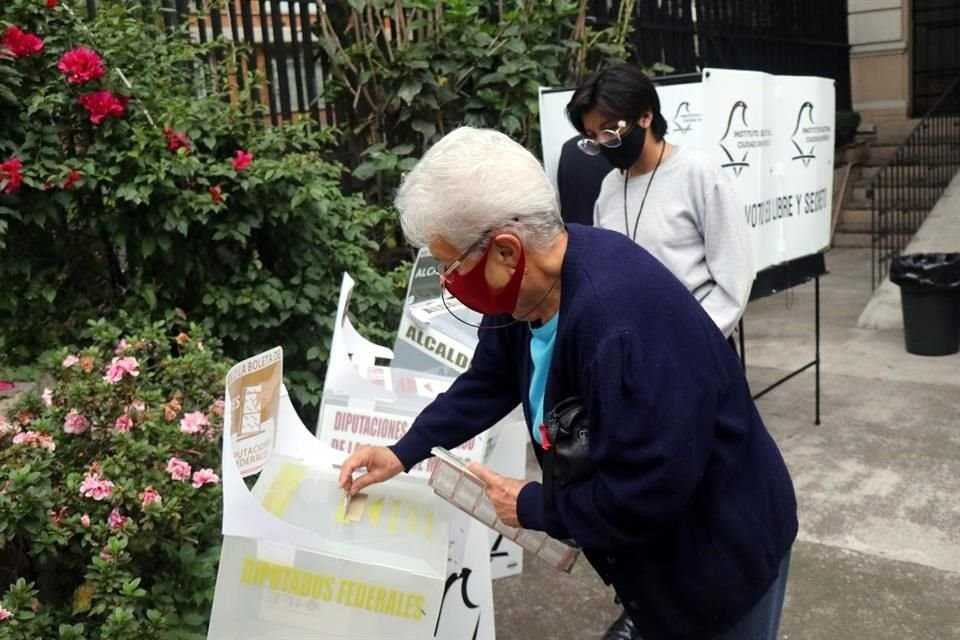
xmin=600 ymin=124 xmax=646 ymax=170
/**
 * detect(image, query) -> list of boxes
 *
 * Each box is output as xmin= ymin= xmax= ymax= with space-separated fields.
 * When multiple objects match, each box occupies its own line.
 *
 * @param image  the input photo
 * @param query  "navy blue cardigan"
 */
xmin=391 ymin=224 xmax=798 ymax=639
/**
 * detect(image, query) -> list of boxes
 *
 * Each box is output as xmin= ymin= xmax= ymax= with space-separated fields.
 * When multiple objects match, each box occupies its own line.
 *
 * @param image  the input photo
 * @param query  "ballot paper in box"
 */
xmin=207 ymin=347 xmax=451 ymax=640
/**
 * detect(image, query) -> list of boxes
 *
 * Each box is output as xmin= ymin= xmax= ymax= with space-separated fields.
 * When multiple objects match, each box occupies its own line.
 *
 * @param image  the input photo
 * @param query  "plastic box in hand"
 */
xmin=427 ymin=448 xmax=580 ymax=573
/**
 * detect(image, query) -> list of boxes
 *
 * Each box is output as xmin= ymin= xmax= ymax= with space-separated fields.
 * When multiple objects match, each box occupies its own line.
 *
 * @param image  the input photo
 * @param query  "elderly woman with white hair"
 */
xmin=339 ymin=127 xmax=797 ymax=640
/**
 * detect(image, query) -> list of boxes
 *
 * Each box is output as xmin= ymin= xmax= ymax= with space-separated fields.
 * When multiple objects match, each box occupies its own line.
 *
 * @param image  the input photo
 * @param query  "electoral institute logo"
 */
xmin=791 ymin=101 xmax=831 ymax=168
xmin=719 ymin=100 xmax=772 ymax=178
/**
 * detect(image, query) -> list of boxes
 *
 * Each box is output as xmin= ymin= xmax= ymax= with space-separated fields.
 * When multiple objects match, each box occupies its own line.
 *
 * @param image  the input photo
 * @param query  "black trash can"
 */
xmin=890 ymin=253 xmax=960 ymax=356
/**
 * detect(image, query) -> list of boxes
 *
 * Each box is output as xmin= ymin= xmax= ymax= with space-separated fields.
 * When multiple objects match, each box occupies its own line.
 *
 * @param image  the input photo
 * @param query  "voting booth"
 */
xmin=539 ymin=67 xmax=836 ymax=273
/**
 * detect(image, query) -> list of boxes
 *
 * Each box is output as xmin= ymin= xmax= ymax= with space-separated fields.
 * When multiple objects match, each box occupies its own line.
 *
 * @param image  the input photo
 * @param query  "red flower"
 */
xmin=0 ymin=158 xmax=23 ymax=194
xmin=46 ymin=0 xmax=58 ymax=8
xmin=63 ymin=169 xmax=82 ymax=190
xmin=209 ymin=184 xmax=223 ymax=204
xmin=57 ymin=47 xmax=105 ymax=85
xmin=2 ymin=26 xmax=44 ymax=59
xmin=78 ymin=91 xmax=127 ymax=125
xmin=164 ymin=128 xmax=192 ymax=153
xmin=232 ymin=150 xmax=253 ymax=172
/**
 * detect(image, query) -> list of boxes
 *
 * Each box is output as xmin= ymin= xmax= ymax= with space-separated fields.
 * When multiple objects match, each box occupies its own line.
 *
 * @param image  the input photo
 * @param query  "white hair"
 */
xmin=395 ymin=127 xmax=563 ymax=255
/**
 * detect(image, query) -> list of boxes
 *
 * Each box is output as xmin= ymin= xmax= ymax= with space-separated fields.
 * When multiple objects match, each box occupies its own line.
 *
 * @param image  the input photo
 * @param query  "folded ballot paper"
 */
xmin=428 ymin=447 xmax=580 ymax=573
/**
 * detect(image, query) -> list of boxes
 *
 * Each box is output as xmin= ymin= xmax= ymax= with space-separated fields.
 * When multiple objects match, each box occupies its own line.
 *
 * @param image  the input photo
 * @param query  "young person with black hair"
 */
xmin=567 ymin=63 xmax=754 ymax=340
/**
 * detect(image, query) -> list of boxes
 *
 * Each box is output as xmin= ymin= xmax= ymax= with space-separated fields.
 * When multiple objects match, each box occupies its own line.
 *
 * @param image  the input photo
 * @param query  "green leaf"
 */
xmin=397 ymin=80 xmax=423 ymax=105
xmin=392 ymin=144 xmax=415 ymax=156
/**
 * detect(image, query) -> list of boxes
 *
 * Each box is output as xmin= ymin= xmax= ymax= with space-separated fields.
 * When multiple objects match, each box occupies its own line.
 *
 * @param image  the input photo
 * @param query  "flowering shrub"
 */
xmin=0 ymin=316 xmax=229 ymax=639
xmin=0 ymin=0 xmax=405 ymax=416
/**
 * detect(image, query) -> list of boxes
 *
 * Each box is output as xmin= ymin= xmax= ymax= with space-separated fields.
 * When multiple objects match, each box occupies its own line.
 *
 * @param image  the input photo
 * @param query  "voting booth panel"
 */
xmin=538 ymin=68 xmax=836 ymax=273
xmin=316 ymin=273 xmax=488 ymax=479
xmin=208 ymin=348 xmax=451 ymax=639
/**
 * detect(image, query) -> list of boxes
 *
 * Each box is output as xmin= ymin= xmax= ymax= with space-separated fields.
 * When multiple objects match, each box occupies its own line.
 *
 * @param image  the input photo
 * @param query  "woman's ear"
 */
xmin=490 ymin=233 xmax=522 ymax=268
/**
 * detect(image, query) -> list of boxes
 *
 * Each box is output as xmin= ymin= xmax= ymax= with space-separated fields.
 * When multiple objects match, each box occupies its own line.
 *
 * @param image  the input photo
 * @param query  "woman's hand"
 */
xmin=468 ymin=462 xmax=529 ymax=528
xmin=338 ymin=445 xmax=404 ymax=496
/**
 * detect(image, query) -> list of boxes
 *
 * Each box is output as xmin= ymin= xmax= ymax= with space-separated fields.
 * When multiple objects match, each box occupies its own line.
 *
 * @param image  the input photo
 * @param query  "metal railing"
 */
xmin=869 ymin=73 xmax=960 ymax=288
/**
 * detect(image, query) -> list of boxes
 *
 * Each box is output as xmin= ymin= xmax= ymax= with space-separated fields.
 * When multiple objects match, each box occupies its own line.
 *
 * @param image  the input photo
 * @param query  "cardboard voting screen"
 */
xmin=209 ymin=348 xmax=450 ymax=639
xmin=316 ymin=273 xmax=488 ymax=478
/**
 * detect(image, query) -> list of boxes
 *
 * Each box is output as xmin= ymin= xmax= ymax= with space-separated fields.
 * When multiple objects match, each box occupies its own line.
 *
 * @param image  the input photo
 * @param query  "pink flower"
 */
xmin=210 ymin=398 xmax=225 ymax=417
xmin=80 ymin=514 xmax=91 ymax=527
xmin=0 ymin=606 xmax=12 ymax=621
xmin=139 ymin=486 xmax=162 ymax=510
xmin=63 ymin=409 xmax=90 ymax=434
xmin=79 ymin=472 xmax=114 ymax=501
xmin=78 ymin=91 xmax=128 ymax=125
xmin=103 ymin=356 xmax=139 ymax=384
xmin=192 ymin=468 xmax=219 ymax=488
xmin=107 ymin=508 xmax=129 ymax=531
xmin=12 ymin=431 xmax=55 ymax=451
xmin=49 ymin=506 xmax=68 ymax=526
xmin=232 ymin=150 xmax=253 ymax=171
xmin=57 ymin=47 xmax=104 ymax=84
xmin=209 ymin=184 xmax=223 ymax=204
xmin=99 ymin=548 xmax=114 ymax=563
xmin=2 ymin=26 xmax=44 ymax=59
xmin=166 ymin=457 xmax=192 ymax=481
xmin=164 ymin=128 xmax=192 ymax=153
xmin=114 ymin=338 xmax=130 ymax=355
xmin=41 ymin=387 xmax=54 ymax=406
xmin=180 ymin=411 xmax=209 ymax=435
xmin=0 ymin=157 xmax=23 ymax=194
xmin=114 ymin=414 xmax=133 ymax=432
xmin=126 ymin=400 xmax=146 ymax=414
xmin=62 ymin=354 xmax=80 ymax=368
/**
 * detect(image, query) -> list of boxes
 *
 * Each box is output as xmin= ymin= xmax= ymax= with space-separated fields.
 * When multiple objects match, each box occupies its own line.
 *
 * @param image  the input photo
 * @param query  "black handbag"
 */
xmin=540 ymin=397 xmax=595 ymax=509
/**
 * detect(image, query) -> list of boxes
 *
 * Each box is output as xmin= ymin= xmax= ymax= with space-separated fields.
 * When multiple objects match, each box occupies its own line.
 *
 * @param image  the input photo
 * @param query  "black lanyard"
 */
xmin=623 ymin=140 xmax=667 ymax=242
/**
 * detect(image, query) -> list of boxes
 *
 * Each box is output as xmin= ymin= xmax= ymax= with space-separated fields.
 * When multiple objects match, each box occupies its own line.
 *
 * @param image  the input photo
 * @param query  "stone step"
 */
xmin=837 ymin=208 xmax=926 ymax=234
xmin=860 ymin=164 xmax=960 ymax=180
xmin=869 ymin=143 xmax=960 ymax=165
xmin=853 ymin=183 xmax=947 ymax=203
xmin=837 ymin=208 xmax=872 ymax=233
xmin=873 ymin=118 xmax=922 ymax=144
xmin=831 ymin=231 xmax=873 ymax=248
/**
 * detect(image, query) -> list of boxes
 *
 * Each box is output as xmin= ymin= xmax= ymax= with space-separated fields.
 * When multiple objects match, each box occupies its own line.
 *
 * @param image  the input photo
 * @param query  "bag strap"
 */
xmin=539 ymin=422 xmax=556 ymax=509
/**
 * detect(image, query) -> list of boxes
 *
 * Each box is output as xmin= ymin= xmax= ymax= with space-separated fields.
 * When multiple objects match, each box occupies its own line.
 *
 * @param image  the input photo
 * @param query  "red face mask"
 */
xmin=441 ymin=240 xmax=526 ymax=316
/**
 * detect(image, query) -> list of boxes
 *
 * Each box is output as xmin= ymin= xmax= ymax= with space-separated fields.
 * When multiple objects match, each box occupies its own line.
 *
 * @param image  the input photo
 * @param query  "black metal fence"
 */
xmin=86 ymin=0 xmax=327 ymax=125
xmin=870 ymin=74 xmax=960 ymax=288
xmin=84 ymin=1 xmax=852 ymax=124
xmin=591 ymin=0 xmax=853 ymax=110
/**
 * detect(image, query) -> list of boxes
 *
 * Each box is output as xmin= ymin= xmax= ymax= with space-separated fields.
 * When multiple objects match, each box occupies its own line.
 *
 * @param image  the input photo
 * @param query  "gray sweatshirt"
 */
xmin=594 ymin=145 xmax=754 ymax=337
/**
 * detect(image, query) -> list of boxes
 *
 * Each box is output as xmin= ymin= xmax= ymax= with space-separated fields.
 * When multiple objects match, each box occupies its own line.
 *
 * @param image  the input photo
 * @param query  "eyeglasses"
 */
xmin=439 ymin=234 xmax=488 ymax=285
xmin=577 ymin=120 xmax=629 ymax=156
